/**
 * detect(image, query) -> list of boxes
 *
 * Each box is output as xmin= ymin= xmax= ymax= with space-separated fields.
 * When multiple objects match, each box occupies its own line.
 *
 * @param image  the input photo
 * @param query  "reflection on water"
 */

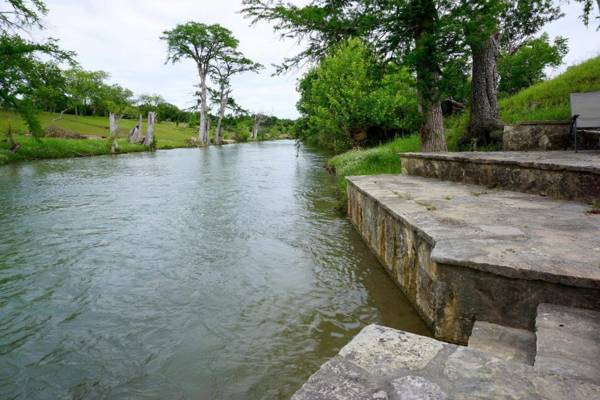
xmin=0 ymin=141 xmax=430 ymax=399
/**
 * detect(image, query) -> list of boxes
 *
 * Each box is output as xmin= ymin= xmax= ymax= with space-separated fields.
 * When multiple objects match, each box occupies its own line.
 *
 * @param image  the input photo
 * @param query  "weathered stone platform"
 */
xmin=401 ymin=151 xmax=600 ymax=203
xmin=535 ymin=303 xmax=600 ymax=382
xmin=292 ymin=325 xmax=600 ymax=400
xmin=347 ymin=174 xmax=600 ymax=343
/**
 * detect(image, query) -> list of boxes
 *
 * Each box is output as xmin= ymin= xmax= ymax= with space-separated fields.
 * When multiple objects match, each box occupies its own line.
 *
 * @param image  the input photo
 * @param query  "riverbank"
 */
xmin=326 ymin=135 xmax=419 ymax=200
xmin=0 ymin=110 xmax=294 ymax=165
xmin=0 ymin=136 xmax=148 ymax=165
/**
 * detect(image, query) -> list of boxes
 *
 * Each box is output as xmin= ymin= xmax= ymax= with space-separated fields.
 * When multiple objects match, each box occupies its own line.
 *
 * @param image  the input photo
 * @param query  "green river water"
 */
xmin=0 ymin=140 xmax=429 ymax=399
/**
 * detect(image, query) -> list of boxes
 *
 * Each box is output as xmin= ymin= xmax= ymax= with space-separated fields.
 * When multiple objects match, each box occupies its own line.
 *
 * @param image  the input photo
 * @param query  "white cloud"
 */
xmin=544 ymin=3 xmax=600 ymax=75
xmin=33 ymin=1 xmax=599 ymax=119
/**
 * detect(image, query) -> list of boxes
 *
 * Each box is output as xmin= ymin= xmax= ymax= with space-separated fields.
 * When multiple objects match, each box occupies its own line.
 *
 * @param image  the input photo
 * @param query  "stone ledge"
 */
xmin=348 ymin=175 xmax=600 ymax=289
xmin=347 ymin=174 xmax=600 ymax=342
xmin=399 ymin=151 xmax=600 ymax=203
xmin=400 ymin=151 xmax=600 ymax=175
xmin=292 ymin=325 xmax=600 ymax=399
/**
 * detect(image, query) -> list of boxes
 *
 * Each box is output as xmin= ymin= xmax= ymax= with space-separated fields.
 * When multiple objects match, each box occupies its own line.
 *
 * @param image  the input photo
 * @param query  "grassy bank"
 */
xmin=0 ymin=110 xmax=196 ymax=149
xmin=500 ymin=56 xmax=600 ymax=123
xmin=0 ymin=110 xmax=195 ymax=165
xmin=0 ymin=136 xmax=146 ymax=165
xmin=327 ymin=135 xmax=420 ymax=202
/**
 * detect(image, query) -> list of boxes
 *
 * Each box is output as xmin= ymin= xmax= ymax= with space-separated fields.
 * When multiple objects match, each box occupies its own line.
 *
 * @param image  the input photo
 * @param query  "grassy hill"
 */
xmin=500 ymin=56 xmax=600 ymax=123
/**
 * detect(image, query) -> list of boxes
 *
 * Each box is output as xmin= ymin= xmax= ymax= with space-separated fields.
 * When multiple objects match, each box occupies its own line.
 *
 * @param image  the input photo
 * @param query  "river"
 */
xmin=0 ymin=141 xmax=429 ymax=399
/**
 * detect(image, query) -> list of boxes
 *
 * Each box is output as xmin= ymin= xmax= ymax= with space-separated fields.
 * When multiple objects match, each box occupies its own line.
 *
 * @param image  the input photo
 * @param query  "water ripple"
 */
xmin=0 ymin=142 xmax=430 ymax=399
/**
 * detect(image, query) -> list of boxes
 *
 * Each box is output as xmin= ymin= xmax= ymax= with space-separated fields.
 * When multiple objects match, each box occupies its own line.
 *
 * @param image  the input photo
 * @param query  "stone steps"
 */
xmin=347 ymin=174 xmax=600 ymax=344
xmin=296 ymin=149 xmax=600 ymax=397
xmin=468 ymin=321 xmax=536 ymax=365
xmin=400 ymin=151 xmax=600 ymax=203
xmin=535 ymin=303 xmax=600 ymax=383
xmin=467 ymin=304 xmax=600 ymax=383
xmin=292 ymin=325 xmax=600 ymax=399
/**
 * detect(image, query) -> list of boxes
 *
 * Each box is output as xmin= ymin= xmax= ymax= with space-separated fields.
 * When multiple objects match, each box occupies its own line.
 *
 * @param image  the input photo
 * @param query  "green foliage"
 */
xmin=500 ymin=56 xmax=600 ymax=123
xmin=0 ymin=135 xmax=145 ymax=165
xmin=575 ymin=0 xmax=600 ymax=26
xmin=327 ymin=135 xmax=420 ymax=201
xmin=161 ymin=22 xmax=238 ymax=70
xmin=296 ymin=39 xmax=419 ymax=153
xmin=0 ymin=0 xmax=48 ymax=33
xmin=0 ymin=35 xmax=74 ymax=135
xmin=498 ymin=34 xmax=568 ymax=96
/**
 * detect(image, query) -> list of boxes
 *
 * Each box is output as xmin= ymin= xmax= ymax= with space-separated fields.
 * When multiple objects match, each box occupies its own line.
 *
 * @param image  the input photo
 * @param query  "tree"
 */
xmin=575 ymin=0 xmax=600 ymax=25
xmin=0 ymin=0 xmax=74 ymax=137
xmin=0 ymin=0 xmax=47 ymax=33
xmin=63 ymin=68 xmax=109 ymax=116
xmin=242 ymin=0 xmax=450 ymax=151
xmin=161 ymin=22 xmax=239 ymax=146
xmin=498 ymin=34 xmax=568 ymax=96
xmin=156 ymin=101 xmax=182 ymax=122
xmin=296 ymin=39 xmax=419 ymax=152
xmin=27 ymin=60 xmax=68 ymax=113
xmin=0 ymin=35 xmax=74 ymax=135
xmin=456 ymin=0 xmax=563 ymax=146
xmin=136 ymin=93 xmax=164 ymax=117
xmin=210 ymin=50 xmax=261 ymax=144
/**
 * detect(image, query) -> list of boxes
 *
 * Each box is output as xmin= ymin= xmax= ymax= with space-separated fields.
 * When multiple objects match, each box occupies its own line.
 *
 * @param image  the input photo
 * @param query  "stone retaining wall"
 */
xmin=503 ymin=122 xmax=598 ymax=151
xmin=401 ymin=156 xmax=600 ymax=203
xmin=503 ymin=122 xmax=571 ymax=151
xmin=347 ymin=181 xmax=600 ymax=344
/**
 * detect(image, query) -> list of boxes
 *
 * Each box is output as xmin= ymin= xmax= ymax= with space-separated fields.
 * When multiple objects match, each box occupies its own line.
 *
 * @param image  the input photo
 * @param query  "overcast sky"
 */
xmin=32 ymin=0 xmax=600 ymax=119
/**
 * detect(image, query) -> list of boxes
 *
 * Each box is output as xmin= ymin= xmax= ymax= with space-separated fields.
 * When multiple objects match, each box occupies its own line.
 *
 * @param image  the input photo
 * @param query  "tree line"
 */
xmin=0 ymin=0 xmax=292 ymax=147
xmin=242 ymin=0 xmax=598 ymax=153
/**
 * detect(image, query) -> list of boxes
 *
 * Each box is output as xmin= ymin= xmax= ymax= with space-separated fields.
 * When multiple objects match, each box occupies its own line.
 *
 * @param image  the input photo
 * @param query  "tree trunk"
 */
xmin=252 ymin=115 xmax=261 ymax=140
xmin=467 ymin=34 xmax=503 ymax=146
xmin=137 ymin=114 xmax=143 ymax=142
xmin=109 ymin=113 xmax=119 ymax=154
xmin=144 ymin=112 xmax=156 ymax=148
xmin=198 ymin=70 xmax=209 ymax=146
xmin=413 ymin=0 xmax=447 ymax=153
xmin=417 ymin=88 xmax=447 ymax=152
xmin=215 ymin=89 xmax=228 ymax=145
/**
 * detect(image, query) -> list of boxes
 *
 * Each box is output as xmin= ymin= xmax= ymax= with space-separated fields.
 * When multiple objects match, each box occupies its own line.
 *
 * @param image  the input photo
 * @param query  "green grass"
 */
xmin=0 ymin=110 xmax=197 ymax=149
xmin=500 ymin=56 xmax=600 ymax=123
xmin=0 ymin=136 xmax=146 ymax=165
xmin=327 ymin=135 xmax=420 ymax=200
xmin=0 ymin=110 xmax=230 ymax=165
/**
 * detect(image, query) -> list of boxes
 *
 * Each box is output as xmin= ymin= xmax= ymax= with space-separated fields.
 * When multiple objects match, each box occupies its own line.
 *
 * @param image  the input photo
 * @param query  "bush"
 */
xmin=296 ymin=38 xmax=419 ymax=153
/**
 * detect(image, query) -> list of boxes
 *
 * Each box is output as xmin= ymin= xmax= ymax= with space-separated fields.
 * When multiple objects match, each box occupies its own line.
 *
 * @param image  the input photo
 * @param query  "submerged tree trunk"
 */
xmin=128 ymin=114 xmax=143 ymax=143
xmin=198 ymin=69 xmax=209 ymax=146
xmin=467 ymin=34 xmax=503 ymax=146
xmin=215 ymin=88 xmax=228 ymax=145
xmin=144 ymin=112 xmax=156 ymax=148
xmin=109 ymin=113 xmax=119 ymax=154
xmin=252 ymin=114 xmax=262 ymax=140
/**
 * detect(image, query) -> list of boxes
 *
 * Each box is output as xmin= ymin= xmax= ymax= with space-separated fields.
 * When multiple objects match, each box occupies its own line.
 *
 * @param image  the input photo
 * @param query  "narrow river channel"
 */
xmin=0 ymin=141 xmax=429 ymax=399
